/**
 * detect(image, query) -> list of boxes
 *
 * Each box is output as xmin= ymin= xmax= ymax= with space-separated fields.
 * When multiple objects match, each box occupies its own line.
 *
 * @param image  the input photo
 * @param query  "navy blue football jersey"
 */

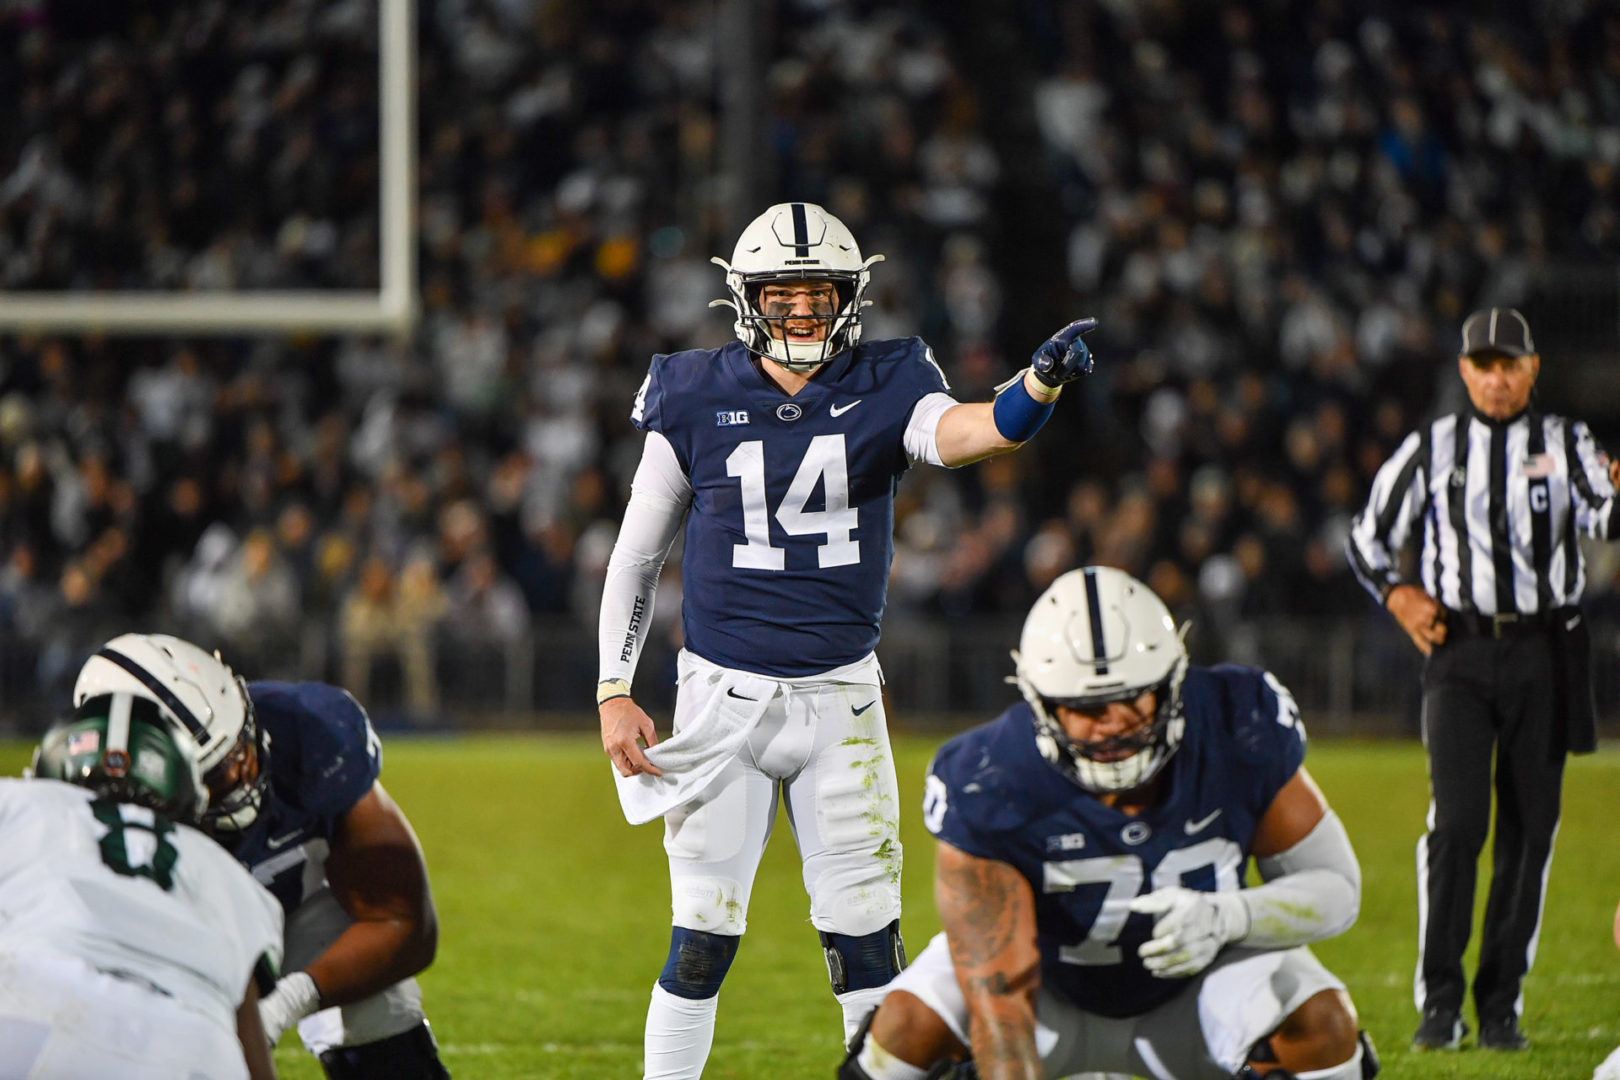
xmin=228 ymin=682 xmax=382 ymax=914
xmin=922 ymin=665 xmax=1306 ymax=1018
xmin=633 ymin=337 xmax=950 ymax=676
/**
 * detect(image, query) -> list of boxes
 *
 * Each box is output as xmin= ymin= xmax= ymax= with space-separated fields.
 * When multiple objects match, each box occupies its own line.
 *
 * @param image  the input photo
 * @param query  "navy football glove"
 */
xmin=1030 ymin=317 xmax=1098 ymax=388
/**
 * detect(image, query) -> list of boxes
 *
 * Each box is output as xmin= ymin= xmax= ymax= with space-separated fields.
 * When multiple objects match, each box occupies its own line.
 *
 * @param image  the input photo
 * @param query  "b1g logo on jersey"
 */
xmin=716 ymin=410 xmax=751 ymax=427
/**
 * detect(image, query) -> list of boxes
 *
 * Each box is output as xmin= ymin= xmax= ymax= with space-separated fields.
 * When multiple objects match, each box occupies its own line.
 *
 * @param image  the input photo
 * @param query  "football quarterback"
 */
xmin=75 ymin=633 xmax=449 ymax=1080
xmin=598 ymin=201 xmax=1099 ymax=1080
xmin=841 ymin=567 xmax=1379 ymax=1080
xmin=2 ymin=693 xmax=283 ymax=1080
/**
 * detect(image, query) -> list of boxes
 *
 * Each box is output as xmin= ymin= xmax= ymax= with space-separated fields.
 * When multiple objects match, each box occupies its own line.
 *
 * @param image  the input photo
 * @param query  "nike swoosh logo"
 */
xmin=1184 ymin=809 xmax=1222 ymax=835
xmin=726 ymin=687 xmax=758 ymax=702
xmin=829 ymin=400 xmax=862 ymax=417
xmin=853 ymin=700 xmax=876 ymax=715
xmin=265 ymin=830 xmax=303 ymax=851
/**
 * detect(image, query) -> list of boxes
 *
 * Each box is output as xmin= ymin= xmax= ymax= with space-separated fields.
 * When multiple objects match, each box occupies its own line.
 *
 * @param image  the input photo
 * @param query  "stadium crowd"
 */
xmin=0 ymin=0 xmax=1617 ymax=724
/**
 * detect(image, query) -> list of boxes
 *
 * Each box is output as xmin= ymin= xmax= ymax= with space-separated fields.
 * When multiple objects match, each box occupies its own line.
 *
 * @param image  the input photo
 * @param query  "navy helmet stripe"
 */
xmin=790 ymin=202 xmax=810 ymax=257
xmin=94 ymin=647 xmax=211 ymax=745
xmin=1082 ymin=567 xmax=1109 ymax=675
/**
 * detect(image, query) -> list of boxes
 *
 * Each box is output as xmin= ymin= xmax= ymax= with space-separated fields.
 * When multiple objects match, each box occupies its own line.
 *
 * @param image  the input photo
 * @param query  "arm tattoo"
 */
xmin=936 ymin=844 xmax=1043 ymax=1080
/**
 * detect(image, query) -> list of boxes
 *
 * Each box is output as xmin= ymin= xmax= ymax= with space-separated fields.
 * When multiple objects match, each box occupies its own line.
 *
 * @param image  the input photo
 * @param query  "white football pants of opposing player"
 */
xmin=889 ymin=933 xmax=1351 ymax=1080
xmin=0 ymin=949 xmax=251 ymax=1080
xmin=649 ymin=649 xmax=903 ymax=1075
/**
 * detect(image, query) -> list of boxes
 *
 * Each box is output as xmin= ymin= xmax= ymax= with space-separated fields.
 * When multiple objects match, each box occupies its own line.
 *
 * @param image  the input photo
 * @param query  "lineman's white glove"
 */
xmin=260 ymin=971 xmax=322 ymax=1046
xmin=1595 ymin=1043 xmax=1620 ymax=1080
xmin=1127 ymin=887 xmax=1250 ymax=978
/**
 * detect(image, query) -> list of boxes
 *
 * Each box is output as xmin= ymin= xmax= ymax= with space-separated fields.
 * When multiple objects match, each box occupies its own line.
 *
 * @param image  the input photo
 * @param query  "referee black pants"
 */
xmin=1417 ymin=631 xmax=1563 ymax=1023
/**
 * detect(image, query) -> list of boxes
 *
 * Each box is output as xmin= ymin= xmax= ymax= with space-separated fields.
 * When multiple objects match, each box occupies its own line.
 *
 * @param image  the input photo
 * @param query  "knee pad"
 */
xmin=657 ymin=926 xmax=740 ymax=1000
xmin=317 ymin=1021 xmax=450 ymax=1080
xmin=820 ymin=920 xmax=906 ymax=995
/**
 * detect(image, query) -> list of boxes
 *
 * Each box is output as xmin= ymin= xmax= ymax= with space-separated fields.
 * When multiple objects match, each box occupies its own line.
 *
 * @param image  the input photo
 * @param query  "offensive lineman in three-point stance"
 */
xmin=74 ymin=633 xmax=450 ymax=1079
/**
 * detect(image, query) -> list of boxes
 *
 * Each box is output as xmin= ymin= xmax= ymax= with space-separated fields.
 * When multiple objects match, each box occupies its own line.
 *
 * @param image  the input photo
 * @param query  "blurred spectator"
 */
xmin=443 ymin=548 xmax=529 ymax=643
xmin=339 ymin=552 xmax=444 ymax=722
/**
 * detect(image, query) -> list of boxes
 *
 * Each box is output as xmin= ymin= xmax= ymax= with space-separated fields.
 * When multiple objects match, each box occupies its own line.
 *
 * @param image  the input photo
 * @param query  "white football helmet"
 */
xmin=1012 ymin=566 xmax=1189 ymax=793
xmin=73 ymin=633 xmax=268 ymax=833
xmin=710 ymin=202 xmax=883 ymax=372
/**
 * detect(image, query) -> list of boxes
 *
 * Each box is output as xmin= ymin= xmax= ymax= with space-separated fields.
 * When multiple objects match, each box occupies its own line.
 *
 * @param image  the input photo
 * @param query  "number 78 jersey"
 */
xmin=633 ymin=337 xmax=951 ymax=677
xmin=921 ymin=665 xmax=1308 ymax=1018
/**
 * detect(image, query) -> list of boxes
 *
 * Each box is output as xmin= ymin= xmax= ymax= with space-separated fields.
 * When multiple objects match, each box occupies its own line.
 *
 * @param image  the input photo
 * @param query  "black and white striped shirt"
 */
xmin=1348 ymin=408 xmax=1617 ymax=615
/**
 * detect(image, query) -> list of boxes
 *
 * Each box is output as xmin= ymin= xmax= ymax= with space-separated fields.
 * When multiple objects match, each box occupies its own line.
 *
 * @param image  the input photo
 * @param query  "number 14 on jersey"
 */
xmin=726 ymin=435 xmax=860 ymax=569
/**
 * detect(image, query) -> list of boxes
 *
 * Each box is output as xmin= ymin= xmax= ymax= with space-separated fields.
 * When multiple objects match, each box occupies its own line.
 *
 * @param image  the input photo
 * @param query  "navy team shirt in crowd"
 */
xmin=225 ymin=681 xmax=382 ymax=914
xmin=633 ymin=336 xmax=950 ymax=677
xmin=922 ymin=665 xmax=1307 ymax=1018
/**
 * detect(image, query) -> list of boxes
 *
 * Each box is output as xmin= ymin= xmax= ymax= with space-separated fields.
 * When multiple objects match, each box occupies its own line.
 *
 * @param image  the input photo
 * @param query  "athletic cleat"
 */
xmin=1411 ymin=1008 xmax=1466 ymax=1050
xmin=1478 ymin=1015 xmax=1528 ymax=1051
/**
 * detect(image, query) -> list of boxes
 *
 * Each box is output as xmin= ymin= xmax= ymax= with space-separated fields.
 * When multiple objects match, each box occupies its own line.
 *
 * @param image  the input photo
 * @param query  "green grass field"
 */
xmin=3 ymin=733 xmax=1618 ymax=1079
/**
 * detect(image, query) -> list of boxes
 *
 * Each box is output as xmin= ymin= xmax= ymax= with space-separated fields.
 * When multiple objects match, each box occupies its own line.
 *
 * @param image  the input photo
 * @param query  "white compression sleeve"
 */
xmin=598 ymin=431 xmax=691 ymax=686
xmin=1240 ymin=809 xmax=1362 ymax=948
xmin=901 ymin=391 xmax=958 ymax=467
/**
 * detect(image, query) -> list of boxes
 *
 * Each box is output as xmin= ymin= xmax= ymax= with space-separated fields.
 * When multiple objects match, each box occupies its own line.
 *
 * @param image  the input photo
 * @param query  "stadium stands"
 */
xmin=0 ymin=0 xmax=1614 ymax=727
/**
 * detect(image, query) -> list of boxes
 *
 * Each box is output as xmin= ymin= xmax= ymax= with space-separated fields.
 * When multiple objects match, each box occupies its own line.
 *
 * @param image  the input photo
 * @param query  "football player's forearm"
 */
xmin=965 ymin=995 xmax=1043 ymax=1080
xmin=936 ymin=370 xmax=1066 ymax=467
xmin=1244 ymin=809 xmax=1361 ymax=947
xmin=303 ymin=915 xmax=436 ymax=1006
xmin=597 ymin=556 xmax=661 ymax=685
xmin=597 ymin=489 xmax=684 ymax=684
xmin=937 ymin=843 xmax=1043 ymax=1078
xmin=237 ymin=982 xmax=277 ymax=1080
xmin=934 ymin=402 xmax=1019 ymax=467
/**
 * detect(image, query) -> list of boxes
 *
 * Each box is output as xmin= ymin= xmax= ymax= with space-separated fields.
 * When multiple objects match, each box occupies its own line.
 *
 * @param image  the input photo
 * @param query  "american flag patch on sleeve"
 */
xmin=1522 ymin=453 xmax=1554 ymax=479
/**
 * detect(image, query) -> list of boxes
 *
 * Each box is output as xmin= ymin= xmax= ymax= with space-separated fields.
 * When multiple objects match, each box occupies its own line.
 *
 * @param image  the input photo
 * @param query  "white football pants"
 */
xmin=888 ymin=933 xmax=1347 ymax=1079
xmin=663 ymin=658 xmax=903 ymax=940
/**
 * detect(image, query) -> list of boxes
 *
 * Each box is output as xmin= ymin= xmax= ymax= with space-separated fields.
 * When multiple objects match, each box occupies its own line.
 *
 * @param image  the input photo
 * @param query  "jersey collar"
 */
xmin=1465 ymin=402 xmax=1532 ymax=429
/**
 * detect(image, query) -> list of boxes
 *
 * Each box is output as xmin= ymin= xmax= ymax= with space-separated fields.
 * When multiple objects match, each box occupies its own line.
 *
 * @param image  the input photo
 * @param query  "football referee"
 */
xmin=1348 ymin=306 xmax=1620 ymax=1053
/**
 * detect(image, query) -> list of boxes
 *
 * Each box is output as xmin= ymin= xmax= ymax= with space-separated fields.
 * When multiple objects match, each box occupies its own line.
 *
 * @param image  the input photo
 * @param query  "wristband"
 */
xmin=597 ymin=678 xmax=632 ymax=706
xmin=260 ymin=971 xmax=322 ymax=1045
xmin=992 ymin=372 xmax=1059 ymax=442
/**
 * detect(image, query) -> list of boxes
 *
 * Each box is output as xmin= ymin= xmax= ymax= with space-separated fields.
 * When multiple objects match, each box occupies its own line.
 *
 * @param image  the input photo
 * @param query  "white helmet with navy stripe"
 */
xmin=73 ymin=633 xmax=269 ymax=833
xmin=710 ymin=202 xmax=883 ymax=373
xmin=1012 ymin=566 xmax=1189 ymax=793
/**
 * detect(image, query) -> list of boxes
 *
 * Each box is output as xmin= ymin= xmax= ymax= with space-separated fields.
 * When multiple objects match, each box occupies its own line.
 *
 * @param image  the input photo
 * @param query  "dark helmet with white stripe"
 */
xmin=1011 ymin=566 xmax=1189 ymax=793
xmin=73 ymin=633 xmax=268 ymax=834
xmin=32 ymin=692 xmax=209 ymax=825
xmin=710 ymin=202 xmax=884 ymax=373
